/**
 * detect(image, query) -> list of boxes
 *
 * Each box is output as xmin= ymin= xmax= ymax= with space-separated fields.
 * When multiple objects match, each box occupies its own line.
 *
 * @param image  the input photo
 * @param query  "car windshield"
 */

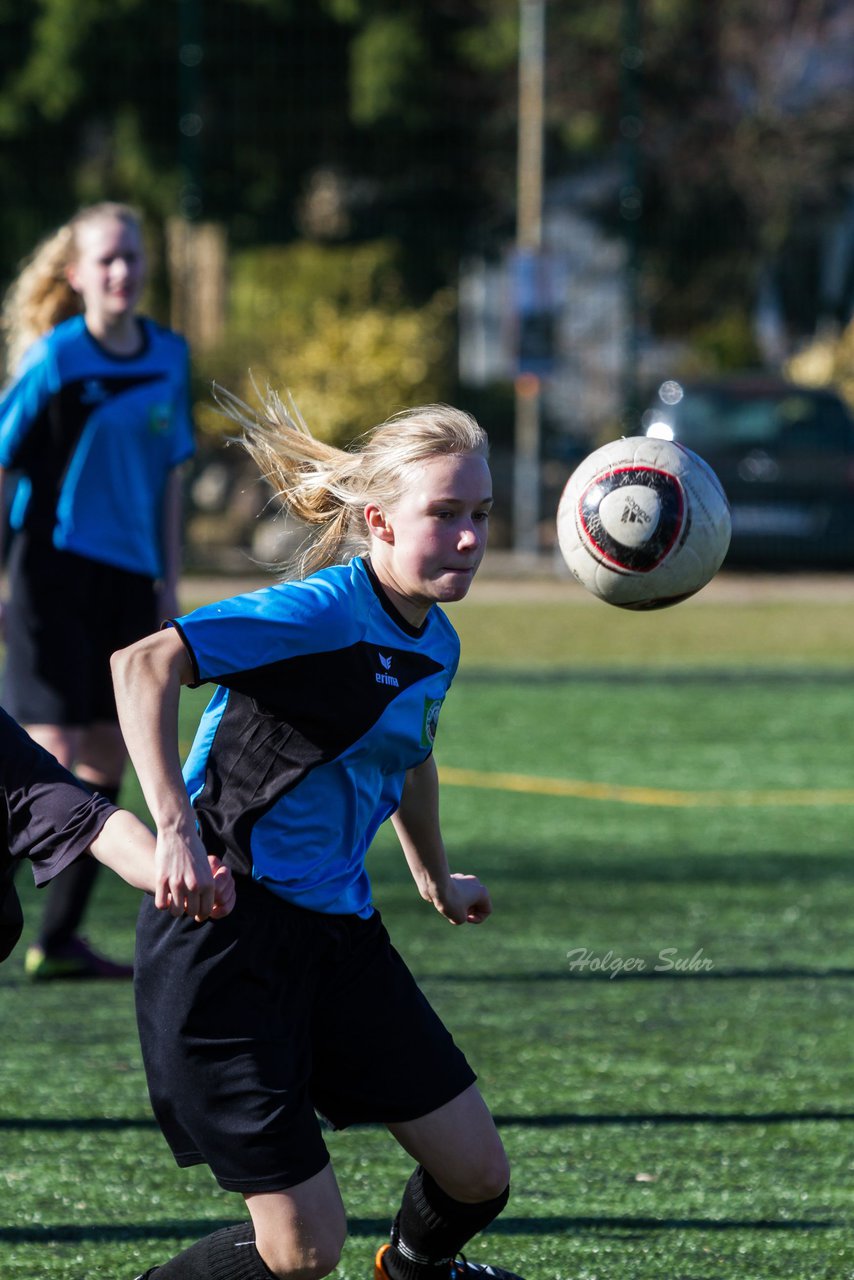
xmin=652 ymin=389 xmax=854 ymax=454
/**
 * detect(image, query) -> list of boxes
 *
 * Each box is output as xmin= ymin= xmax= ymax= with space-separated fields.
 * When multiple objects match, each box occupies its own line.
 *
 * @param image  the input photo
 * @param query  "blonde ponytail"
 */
xmin=215 ymin=384 xmax=488 ymax=579
xmin=2 ymin=226 xmax=79 ymax=373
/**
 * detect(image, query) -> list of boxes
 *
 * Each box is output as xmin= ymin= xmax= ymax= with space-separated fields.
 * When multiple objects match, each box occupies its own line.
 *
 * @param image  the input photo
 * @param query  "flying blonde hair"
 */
xmin=215 ymin=385 xmax=489 ymax=579
xmin=2 ymin=202 xmax=142 ymax=374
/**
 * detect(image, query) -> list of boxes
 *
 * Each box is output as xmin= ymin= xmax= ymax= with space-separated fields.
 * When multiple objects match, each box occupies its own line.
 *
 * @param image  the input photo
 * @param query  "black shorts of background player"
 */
xmin=112 ymin=390 xmax=525 ymax=1280
xmin=0 ymin=707 xmax=235 ymax=965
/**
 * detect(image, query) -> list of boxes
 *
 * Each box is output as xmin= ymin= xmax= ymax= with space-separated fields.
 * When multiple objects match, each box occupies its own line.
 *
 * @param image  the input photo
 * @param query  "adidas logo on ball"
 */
xmin=619 ymin=494 xmax=653 ymax=525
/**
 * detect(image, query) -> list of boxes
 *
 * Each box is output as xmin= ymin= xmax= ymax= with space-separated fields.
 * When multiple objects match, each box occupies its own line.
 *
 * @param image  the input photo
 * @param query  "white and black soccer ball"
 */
xmin=556 ymin=436 xmax=731 ymax=610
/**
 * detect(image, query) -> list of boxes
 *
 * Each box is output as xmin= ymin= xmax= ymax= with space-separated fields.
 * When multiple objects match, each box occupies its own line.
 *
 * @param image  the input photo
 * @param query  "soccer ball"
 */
xmin=556 ymin=436 xmax=731 ymax=610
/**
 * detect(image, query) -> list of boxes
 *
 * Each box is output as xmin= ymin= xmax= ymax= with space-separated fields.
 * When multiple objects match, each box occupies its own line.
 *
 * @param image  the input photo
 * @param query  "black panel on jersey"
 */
xmin=218 ymin=640 xmax=443 ymax=737
xmin=193 ymin=694 xmax=324 ymax=871
xmin=10 ymin=374 xmax=161 ymax=538
xmin=193 ymin=641 xmax=444 ymax=870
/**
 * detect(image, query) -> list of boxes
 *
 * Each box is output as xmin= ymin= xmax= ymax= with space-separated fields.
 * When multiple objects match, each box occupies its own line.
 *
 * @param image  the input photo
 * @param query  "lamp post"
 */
xmin=513 ymin=0 xmax=546 ymax=557
xmin=178 ymin=0 xmax=203 ymax=222
xmin=619 ymin=0 xmax=643 ymax=431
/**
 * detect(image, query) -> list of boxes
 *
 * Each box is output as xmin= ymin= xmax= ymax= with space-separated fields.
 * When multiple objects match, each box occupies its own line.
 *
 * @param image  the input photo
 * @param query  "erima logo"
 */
xmin=621 ymin=496 xmax=652 ymax=525
xmin=80 ymin=379 xmax=107 ymax=405
xmin=375 ymin=653 xmax=399 ymax=687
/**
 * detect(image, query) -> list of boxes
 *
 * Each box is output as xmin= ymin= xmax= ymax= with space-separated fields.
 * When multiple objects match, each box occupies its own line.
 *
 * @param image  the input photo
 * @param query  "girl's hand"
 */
xmin=208 ymin=856 xmax=237 ymax=919
xmin=155 ymin=824 xmax=216 ymax=920
xmin=433 ymin=873 xmax=493 ymax=925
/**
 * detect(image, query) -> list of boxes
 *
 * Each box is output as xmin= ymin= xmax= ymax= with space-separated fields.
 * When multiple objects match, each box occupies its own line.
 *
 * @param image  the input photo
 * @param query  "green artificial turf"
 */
xmin=1 ymin=587 xmax=852 ymax=1278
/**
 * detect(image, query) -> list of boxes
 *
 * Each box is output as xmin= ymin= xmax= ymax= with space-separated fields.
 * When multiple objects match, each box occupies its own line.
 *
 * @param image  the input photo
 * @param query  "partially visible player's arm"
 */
xmin=392 ymin=755 xmax=492 ymax=925
xmin=88 ymin=809 xmax=235 ymax=919
xmin=111 ymin=627 xmax=216 ymax=920
xmin=88 ymin=809 xmax=160 ymax=893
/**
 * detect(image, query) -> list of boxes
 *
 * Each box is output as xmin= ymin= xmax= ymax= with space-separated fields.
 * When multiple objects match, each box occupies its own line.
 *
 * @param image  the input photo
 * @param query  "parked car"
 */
xmin=641 ymin=376 xmax=854 ymax=568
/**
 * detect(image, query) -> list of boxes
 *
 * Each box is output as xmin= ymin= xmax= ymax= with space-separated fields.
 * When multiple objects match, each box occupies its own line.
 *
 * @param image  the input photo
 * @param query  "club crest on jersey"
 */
xmin=421 ymin=697 xmax=443 ymax=747
xmin=149 ymin=403 xmax=172 ymax=434
xmin=375 ymin=653 xmax=399 ymax=687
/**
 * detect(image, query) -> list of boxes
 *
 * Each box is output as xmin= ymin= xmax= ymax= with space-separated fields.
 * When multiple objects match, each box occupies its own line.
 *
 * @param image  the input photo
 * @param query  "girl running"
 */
xmin=112 ymin=390 xmax=523 ymax=1280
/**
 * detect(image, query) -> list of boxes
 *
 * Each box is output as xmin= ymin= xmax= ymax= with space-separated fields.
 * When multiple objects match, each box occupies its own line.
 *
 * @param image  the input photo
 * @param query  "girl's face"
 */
xmin=366 ymin=451 xmax=493 ymax=627
xmin=66 ymin=215 xmax=146 ymax=328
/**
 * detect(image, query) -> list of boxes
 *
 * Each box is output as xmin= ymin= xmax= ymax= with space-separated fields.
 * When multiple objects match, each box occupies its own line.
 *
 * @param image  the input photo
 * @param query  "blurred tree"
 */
xmin=0 ymin=0 xmax=850 ymax=362
xmin=192 ymin=239 xmax=456 ymax=445
xmin=641 ymin=0 xmax=854 ymax=351
xmin=0 ymin=0 xmax=508 ymax=297
xmin=787 ymin=317 xmax=854 ymax=411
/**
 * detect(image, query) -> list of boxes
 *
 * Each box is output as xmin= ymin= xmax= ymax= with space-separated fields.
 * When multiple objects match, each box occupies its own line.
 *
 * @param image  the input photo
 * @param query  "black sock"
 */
xmin=382 ymin=1166 xmax=510 ymax=1280
xmin=38 ymin=857 xmax=100 ymax=950
xmin=140 ymin=1223 xmax=278 ymax=1280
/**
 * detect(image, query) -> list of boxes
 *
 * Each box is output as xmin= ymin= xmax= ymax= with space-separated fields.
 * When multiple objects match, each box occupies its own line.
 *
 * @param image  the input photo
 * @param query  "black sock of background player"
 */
xmin=38 ymin=781 xmax=121 ymax=950
xmin=381 ymin=1166 xmax=510 ymax=1279
xmin=139 ymin=1223 xmax=278 ymax=1279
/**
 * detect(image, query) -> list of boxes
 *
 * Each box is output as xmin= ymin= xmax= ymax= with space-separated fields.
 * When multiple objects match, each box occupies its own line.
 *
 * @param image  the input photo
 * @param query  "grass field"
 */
xmin=1 ymin=577 xmax=853 ymax=1279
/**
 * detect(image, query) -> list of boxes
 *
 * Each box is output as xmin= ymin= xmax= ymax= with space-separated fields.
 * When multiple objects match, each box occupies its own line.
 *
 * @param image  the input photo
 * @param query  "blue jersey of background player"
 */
xmin=0 ymin=310 xmax=193 ymax=578
xmin=112 ymin=391 xmax=525 ymax=1280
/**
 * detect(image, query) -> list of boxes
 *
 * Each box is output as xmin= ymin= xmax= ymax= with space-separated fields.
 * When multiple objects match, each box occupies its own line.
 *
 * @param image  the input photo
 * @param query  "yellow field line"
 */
xmin=438 ymin=765 xmax=854 ymax=808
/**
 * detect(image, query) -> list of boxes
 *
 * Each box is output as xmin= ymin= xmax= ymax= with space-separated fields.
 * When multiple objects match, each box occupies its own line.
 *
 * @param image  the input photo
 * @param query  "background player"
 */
xmin=0 ymin=202 xmax=195 ymax=979
xmin=0 ymin=705 xmax=235 ymax=966
xmin=111 ymin=390 xmax=524 ymax=1280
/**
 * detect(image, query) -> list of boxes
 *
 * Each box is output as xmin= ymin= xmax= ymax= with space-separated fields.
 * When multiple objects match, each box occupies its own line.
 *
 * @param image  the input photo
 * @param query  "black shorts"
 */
xmin=3 ymin=534 xmax=158 ymax=727
xmin=134 ymin=876 xmax=476 ymax=1193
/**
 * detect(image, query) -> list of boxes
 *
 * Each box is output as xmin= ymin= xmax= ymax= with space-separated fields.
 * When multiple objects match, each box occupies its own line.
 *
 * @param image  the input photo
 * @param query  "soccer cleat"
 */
xmin=374 ymin=1245 xmax=525 ymax=1280
xmin=24 ymin=935 xmax=133 ymax=981
xmin=449 ymin=1257 xmax=526 ymax=1280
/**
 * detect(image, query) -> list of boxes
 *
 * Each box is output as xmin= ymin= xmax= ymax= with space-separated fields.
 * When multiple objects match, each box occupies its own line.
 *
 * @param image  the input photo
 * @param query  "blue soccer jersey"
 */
xmin=172 ymin=557 xmax=460 ymax=917
xmin=0 ymin=315 xmax=194 ymax=578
